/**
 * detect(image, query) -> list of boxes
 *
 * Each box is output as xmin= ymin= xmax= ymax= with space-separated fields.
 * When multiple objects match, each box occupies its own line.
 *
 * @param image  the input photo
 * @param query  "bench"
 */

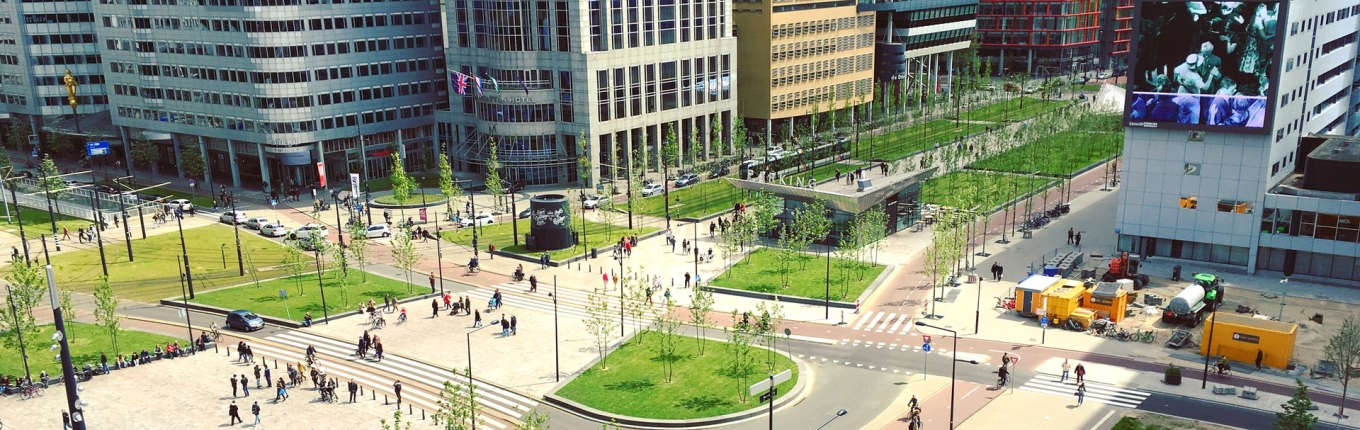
xmin=1212 ymin=385 xmax=1237 ymax=395
xmin=1240 ymin=386 xmax=1258 ymax=400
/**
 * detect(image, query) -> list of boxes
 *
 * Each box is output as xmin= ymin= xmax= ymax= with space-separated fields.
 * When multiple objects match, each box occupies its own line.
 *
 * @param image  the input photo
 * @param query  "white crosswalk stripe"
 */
xmin=847 ymin=311 xmax=915 ymax=335
xmin=462 ymin=282 xmax=659 ymax=327
xmin=1018 ymin=375 xmax=1150 ymax=409
xmin=262 ymin=330 xmax=539 ymax=427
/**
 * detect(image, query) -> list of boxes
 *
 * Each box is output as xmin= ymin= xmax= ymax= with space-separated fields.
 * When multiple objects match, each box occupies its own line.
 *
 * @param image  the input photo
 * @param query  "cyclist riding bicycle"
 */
xmin=467 ymin=257 xmax=480 ymax=272
xmin=305 ymin=345 xmax=317 ymax=362
xmin=209 ymin=322 xmax=221 ymax=339
xmin=398 ymin=307 xmax=408 ymax=322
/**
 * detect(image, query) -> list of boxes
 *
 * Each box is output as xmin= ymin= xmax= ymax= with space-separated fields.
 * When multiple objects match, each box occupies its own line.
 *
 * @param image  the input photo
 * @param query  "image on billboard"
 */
xmin=1126 ymin=1 xmax=1282 ymax=132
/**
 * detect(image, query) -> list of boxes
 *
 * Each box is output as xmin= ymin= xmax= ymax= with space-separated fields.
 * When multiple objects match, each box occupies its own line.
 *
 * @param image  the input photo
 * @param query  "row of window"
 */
xmin=23 ymin=13 xmax=94 ymax=24
xmin=769 ymin=15 xmax=873 ymax=39
xmin=771 ymin=78 xmax=871 ymax=112
xmin=1261 ymin=209 xmax=1360 ymax=244
xmin=594 ymin=56 xmax=731 ymax=122
xmin=117 ymin=106 xmax=318 ymax=133
xmin=977 ymin=2 xmax=1097 ymax=17
xmin=30 ymin=33 xmax=95 ymax=45
xmin=43 ymin=95 xmax=107 ymax=107
xmin=35 ymin=74 xmax=104 ymax=86
xmin=771 ymin=54 xmax=871 ymax=88
xmin=310 ymin=35 xmax=435 ymax=57
xmin=771 ymin=36 xmax=871 ymax=63
xmin=0 ymin=94 xmax=27 ymax=106
xmin=113 ymin=79 xmax=436 ymax=110
xmin=105 ymin=35 xmax=439 ymax=59
xmin=103 ymin=0 xmax=424 ymax=6
xmin=977 ymin=29 xmax=1098 ymax=46
xmin=452 ymin=0 xmax=572 ymax=52
xmin=316 ymin=81 xmax=438 ymax=106
xmin=31 ymin=54 xmax=101 ymax=66
xmin=318 ymin=104 xmax=437 ymax=130
xmin=587 ymin=0 xmax=728 ymax=52
xmin=475 ymin=102 xmax=556 ymax=122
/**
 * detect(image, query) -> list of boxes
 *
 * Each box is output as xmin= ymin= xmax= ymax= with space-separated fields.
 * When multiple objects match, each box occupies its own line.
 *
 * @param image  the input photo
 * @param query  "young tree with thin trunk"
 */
xmin=346 ymin=222 xmax=371 ymax=282
xmin=1275 ymin=379 xmax=1318 ymax=430
xmin=484 ymin=137 xmax=506 ymax=212
xmin=282 ymin=240 xmax=309 ymax=296
xmin=623 ymin=271 xmax=650 ymax=341
xmin=513 ymin=407 xmax=551 ymax=430
xmin=92 ymin=275 xmax=121 ymax=352
xmin=650 ymin=301 xmax=682 ymax=383
xmin=381 ymin=410 xmax=414 ymax=430
xmin=59 ymin=285 xmax=76 ymax=341
xmin=688 ymin=288 xmax=715 ymax=356
xmin=390 ymin=152 xmax=411 ymax=205
xmin=1326 ymin=316 xmax=1360 ymax=419
xmin=0 ymin=261 xmax=43 ymax=360
xmin=584 ymin=291 xmax=618 ymax=369
xmin=330 ymin=241 xmax=351 ymax=306
xmin=438 ymin=154 xmax=463 ymax=215
xmin=39 ymin=156 xmax=65 ymax=198
xmin=391 ymin=229 xmax=419 ymax=294
xmin=6 ymin=123 xmax=30 ymax=150
xmin=724 ymin=311 xmax=757 ymax=404
xmin=793 ymin=199 xmax=831 ymax=271
xmin=435 ymin=367 xmax=484 ymax=430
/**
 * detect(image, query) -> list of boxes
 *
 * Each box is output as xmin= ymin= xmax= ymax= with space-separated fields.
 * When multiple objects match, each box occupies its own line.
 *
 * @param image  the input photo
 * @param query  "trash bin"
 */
xmin=1023 ymin=230 xmax=1033 ymax=239
xmin=591 ymin=248 xmax=598 ymax=259
xmin=1043 ymin=265 xmax=1059 ymax=276
xmin=1172 ymin=265 xmax=1182 ymax=281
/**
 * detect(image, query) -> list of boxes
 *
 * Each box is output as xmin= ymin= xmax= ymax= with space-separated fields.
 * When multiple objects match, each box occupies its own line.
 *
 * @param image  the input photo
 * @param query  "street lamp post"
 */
xmin=553 ymin=275 xmax=560 ymax=382
xmin=1201 ymin=303 xmax=1221 ymax=389
xmin=436 ymin=220 xmax=444 ymax=295
xmin=38 ymin=168 xmax=60 ymax=250
xmin=465 ymin=322 xmax=495 ymax=430
xmin=175 ymin=211 xmax=197 ymax=299
xmin=231 ymin=190 xmax=244 ymax=275
xmin=87 ymin=171 xmax=108 ymax=276
xmin=916 ymin=321 xmax=975 ymax=430
xmin=178 ymin=255 xmax=195 ymax=342
xmin=815 ymin=409 xmax=849 ymax=430
xmin=46 ymin=264 xmax=88 ymax=430
xmin=116 ymin=192 xmax=132 ymax=261
xmin=313 ymin=246 xmax=330 ymax=324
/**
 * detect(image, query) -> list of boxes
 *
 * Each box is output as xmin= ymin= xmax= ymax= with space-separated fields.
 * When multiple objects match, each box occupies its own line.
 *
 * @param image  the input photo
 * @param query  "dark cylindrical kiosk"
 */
xmin=527 ymin=194 xmax=574 ymax=250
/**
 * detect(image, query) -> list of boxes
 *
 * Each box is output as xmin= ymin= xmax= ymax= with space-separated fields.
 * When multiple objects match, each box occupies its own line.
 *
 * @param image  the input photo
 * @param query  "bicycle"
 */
xmin=370 ymin=314 xmax=386 ymax=329
xmin=18 ymin=383 xmax=43 ymax=400
xmin=1136 ymin=329 xmax=1156 ymax=343
xmin=209 ymin=326 xmax=222 ymax=343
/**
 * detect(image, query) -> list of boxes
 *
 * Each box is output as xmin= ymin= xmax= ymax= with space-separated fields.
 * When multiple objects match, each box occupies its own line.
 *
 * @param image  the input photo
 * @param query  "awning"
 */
xmin=44 ymin=111 xmax=120 ymax=139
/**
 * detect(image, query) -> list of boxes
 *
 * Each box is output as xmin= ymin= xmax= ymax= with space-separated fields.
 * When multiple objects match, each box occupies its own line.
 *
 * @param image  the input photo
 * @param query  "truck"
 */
xmin=1161 ymin=274 xmax=1226 ymax=327
xmin=1100 ymin=251 xmax=1150 ymax=288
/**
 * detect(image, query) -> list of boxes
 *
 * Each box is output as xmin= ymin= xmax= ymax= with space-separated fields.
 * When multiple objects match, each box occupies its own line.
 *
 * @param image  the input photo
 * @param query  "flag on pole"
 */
xmin=451 ymin=72 xmax=467 ymax=95
xmin=473 ymin=76 xmax=484 ymax=95
xmin=487 ymin=76 xmax=501 ymax=94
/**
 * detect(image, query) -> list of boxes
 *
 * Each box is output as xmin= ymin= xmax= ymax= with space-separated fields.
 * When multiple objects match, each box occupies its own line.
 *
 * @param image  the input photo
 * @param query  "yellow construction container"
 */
xmin=1085 ymin=282 xmax=1132 ymax=322
xmin=1200 ymin=313 xmax=1298 ymax=369
xmin=1065 ymin=308 xmax=1098 ymax=330
xmin=1041 ymin=279 xmax=1087 ymax=321
xmin=1015 ymin=275 xmax=1062 ymax=317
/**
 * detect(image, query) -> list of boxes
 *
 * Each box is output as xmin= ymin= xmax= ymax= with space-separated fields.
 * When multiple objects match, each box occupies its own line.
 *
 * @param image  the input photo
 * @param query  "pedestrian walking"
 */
xmin=541 ymin=252 xmax=550 ymax=269
xmin=252 ymin=401 xmax=261 ymax=426
xmin=229 ymin=401 xmax=243 ymax=425
xmin=510 ymin=315 xmax=518 ymax=335
xmin=1060 ymin=359 xmax=1071 ymax=382
xmin=684 ymin=272 xmax=691 ymax=289
xmin=373 ymin=340 xmax=384 ymax=361
xmin=101 ymin=352 xmax=109 ymax=374
xmin=429 ymin=273 xmax=436 ymax=292
xmin=601 ymin=272 xmax=609 ymax=291
xmin=664 ymin=288 xmax=672 ymax=306
xmin=348 ymin=379 xmax=358 ymax=403
xmin=1075 ymin=383 xmax=1086 ymax=405
xmin=1074 ymin=231 xmax=1082 ymax=247
xmin=62 ymin=226 xmax=70 ymax=240
xmin=432 ymin=298 xmax=439 ymax=318
xmin=393 ymin=380 xmax=403 ymax=406
xmin=275 ymin=378 xmax=287 ymax=401
xmin=1001 ymin=352 xmax=1011 ymax=368
xmin=254 ymin=365 xmax=262 ymax=388
xmin=1067 ymin=228 xmax=1074 ymax=244
xmin=264 ymin=366 xmax=271 ymax=388
xmin=1075 ymin=363 xmax=1086 ymax=383
xmin=993 ymin=263 xmax=1004 ymax=281
xmin=241 ymin=374 xmax=251 ymax=396
xmin=1256 ymin=349 xmax=1264 ymax=370
xmin=501 ymin=314 xmax=510 ymax=337
xmin=231 ymin=375 xmax=239 ymax=397
xmin=529 ymin=275 xmax=538 ymax=293
xmin=474 ymin=310 xmax=482 ymax=327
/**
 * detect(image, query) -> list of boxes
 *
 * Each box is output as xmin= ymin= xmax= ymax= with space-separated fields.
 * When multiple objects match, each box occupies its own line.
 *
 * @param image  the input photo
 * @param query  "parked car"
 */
xmin=709 ymin=164 xmax=730 ymax=178
xmin=166 ymin=198 xmax=193 ymax=212
xmin=243 ymin=216 xmax=271 ymax=229
xmin=219 ymin=211 xmax=247 ymax=224
xmin=674 ymin=173 xmax=700 ymax=188
xmin=365 ymin=223 xmax=392 ymax=238
xmin=259 ymin=223 xmax=290 ymax=237
xmin=1097 ymin=71 xmax=1111 ymax=79
xmin=518 ymin=208 xmax=532 ymax=219
xmin=296 ymin=236 xmax=328 ymax=251
xmin=461 ymin=212 xmax=495 ymax=227
xmin=641 ymin=183 xmax=665 ymax=197
xmin=985 ymin=84 xmax=998 ymax=91
xmin=225 ymin=310 xmax=264 ymax=331
xmin=1023 ymin=86 xmax=1038 ymax=94
xmin=583 ymin=195 xmax=605 ymax=209
xmin=1071 ymin=76 xmax=1089 ymax=85
xmin=288 ymin=224 xmax=329 ymax=240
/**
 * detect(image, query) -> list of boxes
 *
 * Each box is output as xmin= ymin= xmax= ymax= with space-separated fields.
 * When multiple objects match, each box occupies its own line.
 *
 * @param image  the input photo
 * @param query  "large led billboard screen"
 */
xmin=1125 ymin=1 xmax=1284 ymax=133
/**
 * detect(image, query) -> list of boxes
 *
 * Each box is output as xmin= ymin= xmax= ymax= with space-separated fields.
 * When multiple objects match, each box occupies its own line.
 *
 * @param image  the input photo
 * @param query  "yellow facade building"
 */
xmin=734 ymin=0 xmax=875 ymax=142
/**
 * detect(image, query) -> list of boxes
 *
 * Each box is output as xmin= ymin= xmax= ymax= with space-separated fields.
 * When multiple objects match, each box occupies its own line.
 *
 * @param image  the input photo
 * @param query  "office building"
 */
xmin=733 ymin=0 xmax=875 ymax=145
xmin=976 ymin=0 xmax=1102 ymax=77
xmin=1115 ymin=1 xmax=1360 ymax=282
xmin=94 ymin=0 xmax=446 ymax=191
xmin=439 ymin=0 xmax=739 ymax=187
xmin=1096 ymin=0 xmax=1132 ymax=72
xmin=861 ymin=0 xmax=976 ymax=84
xmin=0 ymin=0 xmax=108 ymax=141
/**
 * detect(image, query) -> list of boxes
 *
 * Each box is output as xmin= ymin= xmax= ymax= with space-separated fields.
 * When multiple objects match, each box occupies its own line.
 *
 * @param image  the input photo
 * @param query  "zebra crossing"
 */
xmin=251 ymin=330 xmax=540 ymax=429
xmin=850 ymin=311 xmax=914 ymax=335
xmin=1017 ymin=374 xmax=1151 ymax=409
xmin=460 ymin=281 xmax=663 ymax=326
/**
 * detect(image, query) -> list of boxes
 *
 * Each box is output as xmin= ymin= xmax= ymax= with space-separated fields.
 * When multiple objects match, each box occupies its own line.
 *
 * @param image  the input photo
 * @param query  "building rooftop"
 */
xmin=1307 ymin=135 xmax=1360 ymax=163
xmin=729 ymin=165 xmax=937 ymax=213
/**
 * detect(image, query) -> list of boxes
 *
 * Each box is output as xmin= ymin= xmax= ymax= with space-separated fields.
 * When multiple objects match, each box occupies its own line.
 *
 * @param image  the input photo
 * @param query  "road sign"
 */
xmin=86 ymin=140 xmax=110 ymax=156
xmin=759 ymin=388 xmax=778 ymax=403
xmin=748 ymin=369 xmax=792 ymax=396
xmin=923 ymin=335 xmax=932 ymax=344
xmin=1040 ymin=316 xmax=1049 ymax=328
xmin=279 ymin=289 xmax=287 ymax=299
xmin=922 ymin=343 xmax=932 ymax=352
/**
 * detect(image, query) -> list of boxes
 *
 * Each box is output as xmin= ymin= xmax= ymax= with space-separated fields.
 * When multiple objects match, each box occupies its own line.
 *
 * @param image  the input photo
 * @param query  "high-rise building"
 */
xmin=733 ymin=0 xmax=875 ymax=145
xmin=1115 ymin=1 xmax=1360 ymax=281
xmin=440 ymin=0 xmax=739 ymax=187
xmin=1096 ymin=0 xmax=1133 ymax=72
xmin=95 ymin=0 xmax=446 ymax=191
xmin=976 ymin=0 xmax=1103 ymax=77
xmin=861 ymin=0 xmax=977 ymax=84
xmin=0 ymin=1 xmax=108 ymax=141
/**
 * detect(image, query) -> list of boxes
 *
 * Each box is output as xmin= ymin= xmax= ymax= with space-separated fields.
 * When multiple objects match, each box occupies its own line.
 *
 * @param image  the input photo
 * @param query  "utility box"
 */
xmin=1085 ymin=282 xmax=1131 ymax=322
xmin=1200 ymin=313 xmax=1298 ymax=370
xmin=1041 ymin=279 xmax=1087 ymax=321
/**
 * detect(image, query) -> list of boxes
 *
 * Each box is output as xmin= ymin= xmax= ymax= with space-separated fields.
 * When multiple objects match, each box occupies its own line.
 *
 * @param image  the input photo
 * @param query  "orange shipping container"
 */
xmin=1200 ymin=313 xmax=1297 ymax=369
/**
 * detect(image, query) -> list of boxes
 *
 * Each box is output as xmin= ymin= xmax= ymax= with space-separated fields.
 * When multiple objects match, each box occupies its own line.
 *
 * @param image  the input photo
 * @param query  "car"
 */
xmin=259 ymin=223 xmax=290 ymax=237
xmin=225 ymin=310 xmax=264 ymax=331
xmin=642 ymin=183 xmax=665 ymax=197
xmin=674 ymin=173 xmax=700 ymax=188
xmin=1071 ymin=77 xmax=1088 ymax=85
xmin=365 ymin=223 xmax=392 ymax=238
xmin=582 ymin=194 xmax=603 ymax=209
xmin=518 ymin=208 xmax=532 ymax=219
xmin=242 ymin=216 xmax=270 ymax=229
xmin=765 ymin=150 xmax=787 ymax=162
xmin=709 ymin=164 xmax=730 ymax=178
xmin=985 ymin=84 xmax=997 ymax=91
xmin=95 ymin=185 xmax=123 ymax=195
xmin=502 ymin=179 xmax=527 ymax=194
xmin=288 ymin=224 xmax=329 ymax=240
xmin=460 ymin=212 xmax=494 ymax=227
xmin=296 ymin=236 xmax=328 ymax=251
xmin=1097 ymin=71 xmax=1111 ymax=79
xmin=219 ymin=210 xmax=247 ymax=224
xmin=166 ymin=198 xmax=193 ymax=212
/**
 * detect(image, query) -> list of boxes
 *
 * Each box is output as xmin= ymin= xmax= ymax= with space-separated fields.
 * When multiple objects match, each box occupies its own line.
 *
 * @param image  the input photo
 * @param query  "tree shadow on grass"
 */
xmin=603 ymin=378 xmax=655 ymax=393
xmin=677 ymin=394 xmax=732 ymax=413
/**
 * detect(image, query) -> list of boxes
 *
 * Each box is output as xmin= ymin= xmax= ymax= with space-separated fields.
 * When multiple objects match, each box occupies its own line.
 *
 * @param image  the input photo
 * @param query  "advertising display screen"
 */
xmin=1125 ymin=1 xmax=1284 ymax=133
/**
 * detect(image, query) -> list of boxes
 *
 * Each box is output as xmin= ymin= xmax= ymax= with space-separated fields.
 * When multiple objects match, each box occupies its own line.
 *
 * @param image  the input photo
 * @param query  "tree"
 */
xmin=584 ymin=291 xmax=618 ymax=369
xmin=391 ymin=229 xmax=419 ymax=294
xmin=6 ymin=122 xmax=30 ymax=150
xmin=281 ymin=240 xmax=309 ymax=296
xmin=650 ymin=301 xmax=682 ymax=383
xmin=1 ymin=261 xmax=44 ymax=362
xmin=1326 ymin=316 xmax=1360 ymax=419
xmin=438 ymin=152 xmax=464 ymax=215
xmin=346 ymin=222 xmax=371 ymax=282
xmin=724 ymin=312 xmax=758 ymax=403
xmin=59 ymin=285 xmax=76 ymax=341
xmin=688 ymin=288 xmax=715 ymax=356
xmin=92 ymin=275 xmax=122 ymax=352
xmin=623 ymin=271 xmax=649 ymax=340
xmin=0 ymin=141 xmax=12 ymax=173
xmin=39 ymin=155 xmax=65 ymax=198
xmin=381 ymin=409 xmax=414 ymax=430
xmin=513 ymin=406 xmax=551 ymax=430
xmin=661 ymin=126 xmax=680 ymax=180
xmin=732 ymin=117 xmax=749 ymax=159
xmin=46 ymin=134 xmax=76 ymax=159
xmin=596 ymin=190 xmax=618 ymax=241
xmin=577 ymin=131 xmax=591 ymax=189
xmin=792 ymin=199 xmax=830 ymax=271
xmin=626 ymin=148 xmax=643 ymax=228
xmin=130 ymin=132 xmax=159 ymax=171
xmin=329 ymin=241 xmax=352 ymax=306
xmin=688 ymin=125 xmax=702 ymax=173
xmin=180 ymin=144 xmax=207 ymax=180
xmin=390 ymin=152 xmax=411 ymax=205
xmin=1275 ymin=379 xmax=1318 ymax=430
xmin=484 ymin=138 xmax=506 ymax=212
xmin=710 ymin=114 xmax=724 ymax=158
xmin=435 ymin=367 xmax=484 ymax=430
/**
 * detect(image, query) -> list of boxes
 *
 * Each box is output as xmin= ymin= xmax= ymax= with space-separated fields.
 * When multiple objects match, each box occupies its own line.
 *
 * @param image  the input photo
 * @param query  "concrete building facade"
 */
xmin=0 ymin=0 xmax=108 ymax=143
xmin=94 ymin=0 xmax=447 ymax=192
xmin=976 ymin=0 xmax=1102 ymax=77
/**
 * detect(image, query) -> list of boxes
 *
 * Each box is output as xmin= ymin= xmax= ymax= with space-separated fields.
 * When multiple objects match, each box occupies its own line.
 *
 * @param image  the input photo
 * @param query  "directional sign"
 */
xmin=86 ymin=140 xmax=110 ymax=156
xmin=759 ymin=388 xmax=778 ymax=403
xmin=922 ymin=343 xmax=932 ymax=352
xmin=279 ymin=289 xmax=287 ymax=299
xmin=1040 ymin=316 xmax=1049 ymax=328
xmin=748 ymin=369 xmax=792 ymax=396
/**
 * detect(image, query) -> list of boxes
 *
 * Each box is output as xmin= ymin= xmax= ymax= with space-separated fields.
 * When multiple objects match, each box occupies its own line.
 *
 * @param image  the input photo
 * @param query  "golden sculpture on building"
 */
xmin=63 ymin=69 xmax=77 ymax=111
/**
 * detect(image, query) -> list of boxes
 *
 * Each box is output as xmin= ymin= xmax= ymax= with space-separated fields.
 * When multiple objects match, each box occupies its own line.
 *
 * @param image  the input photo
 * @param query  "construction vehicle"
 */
xmin=1100 ymin=251 xmax=1150 ymax=288
xmin=1162 ymin=275 xmax=1224 ymax=328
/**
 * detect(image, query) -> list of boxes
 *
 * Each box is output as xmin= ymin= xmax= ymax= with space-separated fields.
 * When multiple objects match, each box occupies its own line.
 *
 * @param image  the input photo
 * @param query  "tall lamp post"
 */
xmin=915 ymin=321 xmax=977 ymax=430
xmin=816 ymin=409 xmax=849 ymax=430
xmin=465 ymin=322 xmax=495 ymax=430
xmin=175 ymin=211 xmax=197 ymax=299
xmin=46 ymin=264 xmax=88 ymax=430
xmin=1201 ymin=301 xmax=1221 ymax=389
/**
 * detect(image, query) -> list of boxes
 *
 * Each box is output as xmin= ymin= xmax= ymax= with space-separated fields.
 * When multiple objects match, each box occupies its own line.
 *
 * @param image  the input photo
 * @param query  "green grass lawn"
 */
xmin=872 ymin=119 xmax=987 ymax=161
xmin=711 ymin=248 xmax=885 ymax=301
xmin=441 ymin=218 xmax=659 ymax=261
xmin=363 ymin=172 xmax=441 ymax=192
xmin=0 ymin=322 xmax=185 ymax=377
xmin=14 ymin=224 xmax=291 ymax=302
xmin=555 ymin=332 xmax=797 ymax=420
xmin=970 ymin=131 xmax=1122 ymax=176
xmin=964 ymin=96 xmax=1067 ymax=123
xmin=634 ymin=179 xmax=745 ymax=220
xmin=921 ymin=171 xmax=1058 ymax=211
xmin=190 ymin=270 xmax=421 ymax=320
xmin=373 ymin=188 xmax=444 ymax=205
xmin=787 ymin=162 xmax=863 ymax=182
xmin=0 ymin=203 xmax=89 ymax=234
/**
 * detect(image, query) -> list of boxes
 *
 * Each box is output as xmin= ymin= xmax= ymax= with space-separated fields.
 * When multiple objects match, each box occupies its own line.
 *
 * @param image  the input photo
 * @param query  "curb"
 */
xmin=159 ymin=290 xmax=443 ymax=329
xmin=702 ymin=284 xmax=856 ymax=309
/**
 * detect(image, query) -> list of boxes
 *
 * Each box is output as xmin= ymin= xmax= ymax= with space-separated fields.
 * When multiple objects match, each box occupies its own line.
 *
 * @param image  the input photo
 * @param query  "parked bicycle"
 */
xmin=18 ymin=382 xmax=43 ymax=400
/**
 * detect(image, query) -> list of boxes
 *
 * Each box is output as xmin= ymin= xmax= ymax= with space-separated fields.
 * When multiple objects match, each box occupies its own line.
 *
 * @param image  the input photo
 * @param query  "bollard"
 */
xmin=373 ymin=390 xmax=376 ymax=400
xmin=226 ymin=348 xmax=231 ymax=357
xmin=422 ymin=409 xmax=426 ymax=420
xmin=384 ymin=394 xmax=388 ymax=405
xmin=360 ymin=386 xmax=364 ymax=396
xmin=274 ymin=359 xmax=278 ymax=369
xmin=214 ymin=343 xmax=219 ymax=354
xmin=409 ymin=404 xmax=413 ymax=415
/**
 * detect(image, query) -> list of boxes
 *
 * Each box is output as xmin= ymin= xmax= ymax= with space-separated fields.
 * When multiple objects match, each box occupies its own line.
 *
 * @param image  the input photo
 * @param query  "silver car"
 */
xmin=243 ymin=216 xmax=271 ymax=229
